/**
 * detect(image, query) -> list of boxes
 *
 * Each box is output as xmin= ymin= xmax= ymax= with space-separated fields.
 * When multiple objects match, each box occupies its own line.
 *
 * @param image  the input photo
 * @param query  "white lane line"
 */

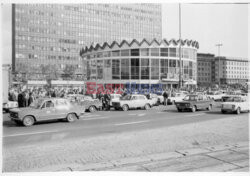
xmin=185 ymin=113 xmax=204 ymax=117
xmin=114 ymin=120 xmax=150 ymax=126
xmin=137 ymin=113 xmax=145 ymax=116
xmin=3 ymin=130 xmax=59 ymax=138
xmin=82 ymin=116 xmax=110 ymax=121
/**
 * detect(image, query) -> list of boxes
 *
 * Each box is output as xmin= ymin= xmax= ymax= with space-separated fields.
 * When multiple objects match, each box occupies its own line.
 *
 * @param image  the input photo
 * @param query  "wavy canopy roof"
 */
xmin=80 ymin=38 xmax=199 ymax=56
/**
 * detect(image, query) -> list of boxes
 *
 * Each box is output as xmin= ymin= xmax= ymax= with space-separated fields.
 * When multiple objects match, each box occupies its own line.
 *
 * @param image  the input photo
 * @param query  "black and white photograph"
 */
xmin=1 ymin=0 xmax=249 ymax=174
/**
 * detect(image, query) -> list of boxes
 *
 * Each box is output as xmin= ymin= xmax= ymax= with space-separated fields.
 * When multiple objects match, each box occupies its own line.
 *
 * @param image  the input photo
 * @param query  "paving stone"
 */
xmin=205 ymin=150 xmax=249 ymax=164
xmin=175 ymin=147 xmax=211 ymax=156
xmin=148 ymin=151 xmax=183 ymax=161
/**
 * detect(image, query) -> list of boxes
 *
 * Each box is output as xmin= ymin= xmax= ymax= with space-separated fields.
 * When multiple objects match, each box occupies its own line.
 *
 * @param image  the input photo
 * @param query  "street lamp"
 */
xmin=178 ymin=3 xmax=182 ymax=90
xmin=215 ymin=43 xmax=223 ymax=86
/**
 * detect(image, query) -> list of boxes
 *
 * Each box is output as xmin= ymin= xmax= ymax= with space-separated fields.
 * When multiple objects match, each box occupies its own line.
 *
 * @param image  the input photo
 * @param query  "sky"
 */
xmin=1 ymin=2 xmax=249 ymax=65
xmin=162 ymin=3 xmax=248 ymax=58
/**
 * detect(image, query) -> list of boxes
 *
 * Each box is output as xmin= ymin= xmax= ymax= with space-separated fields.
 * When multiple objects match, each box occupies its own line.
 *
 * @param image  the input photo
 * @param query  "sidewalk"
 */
xmin=30 ymin=141 xmax=249 ymax=172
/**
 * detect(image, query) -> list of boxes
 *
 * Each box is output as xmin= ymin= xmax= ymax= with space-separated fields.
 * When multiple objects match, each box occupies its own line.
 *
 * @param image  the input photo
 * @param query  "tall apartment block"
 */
xmin=12 ymin=4 xmax=162 ymax=80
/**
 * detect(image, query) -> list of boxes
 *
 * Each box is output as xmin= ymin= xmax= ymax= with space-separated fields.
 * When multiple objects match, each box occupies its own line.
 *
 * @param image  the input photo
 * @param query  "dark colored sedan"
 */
xmin=175 ymin=94 xmax=213 ymax=112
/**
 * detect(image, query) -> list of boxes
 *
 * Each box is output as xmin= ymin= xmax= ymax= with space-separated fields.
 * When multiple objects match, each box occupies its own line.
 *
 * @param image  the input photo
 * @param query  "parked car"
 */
xmin=146 ymin=93 xmax=159 ymax=106
xmin=207 ymin=91 xmax=225 ymax=101
xmin=112 ymin=94 xmax=153 ymax=111
xmin=9 ymin=98 xmax=85 ymax=126
xmin=67 ymin=94 xmax=102 ymax=112
xmin=221 ymin=96 xmax=249 ymax=114
xmin=3 ymin=100 xmax=18 ymax=112
xmin=167 ymin=92 xmax=188 ymax=105
xmin=175 ymin=94 xmax=213 ymax=112
xmin=109 ymin=94 xmax=122 ymax=107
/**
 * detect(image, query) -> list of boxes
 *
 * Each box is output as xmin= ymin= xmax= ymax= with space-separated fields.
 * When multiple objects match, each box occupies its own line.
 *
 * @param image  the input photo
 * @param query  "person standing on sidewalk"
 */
xmin=163 ymin=89 xmax=169 ymax=106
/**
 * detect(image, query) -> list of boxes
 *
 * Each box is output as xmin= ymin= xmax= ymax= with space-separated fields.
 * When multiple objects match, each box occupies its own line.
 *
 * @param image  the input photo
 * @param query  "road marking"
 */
xmin=185 ymin=113 xmax=204 ymax=117
xmin=114 ymin=120 xmax=150 ymax=126
xmin=137 ymin=113 xmax=145 ymax=116
xmin=3 ymin=130 xmax=59 ymax=138
xmin=82 ymin=116 xmax=110 ymax=121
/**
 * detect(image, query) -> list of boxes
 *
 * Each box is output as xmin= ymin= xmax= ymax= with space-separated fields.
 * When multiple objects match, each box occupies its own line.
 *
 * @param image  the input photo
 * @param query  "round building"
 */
xmin=80 ymin=39 xmax=199 ymax=90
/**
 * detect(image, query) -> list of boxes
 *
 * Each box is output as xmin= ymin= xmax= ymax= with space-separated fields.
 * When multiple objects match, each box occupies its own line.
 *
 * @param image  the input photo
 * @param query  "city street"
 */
xmin=2 ymin=104 xmax=249 ymax=172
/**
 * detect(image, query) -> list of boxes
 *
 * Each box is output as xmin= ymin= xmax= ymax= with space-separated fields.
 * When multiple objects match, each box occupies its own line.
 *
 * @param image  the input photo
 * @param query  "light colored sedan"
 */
xmin=221 ymin=96 xmax=249 ymax=114
xmin=112 ymin=94 xmax=153 ymax=111
xmin=9 ymin=98 xmax=85 ymax=126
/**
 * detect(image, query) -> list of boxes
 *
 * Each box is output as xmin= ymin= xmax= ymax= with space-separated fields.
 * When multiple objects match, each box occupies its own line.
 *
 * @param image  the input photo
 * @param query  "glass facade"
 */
xmin=83 ymin=40 xmax=198 ymax=86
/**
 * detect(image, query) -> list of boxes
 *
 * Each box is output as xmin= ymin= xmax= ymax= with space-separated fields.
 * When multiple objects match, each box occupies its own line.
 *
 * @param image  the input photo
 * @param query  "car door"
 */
xmin=55 ymin=99 xmax=71 ymax=118
xmin=197 ymin=95 xmax=205 ymax=109
xmin=39 ymin=100 xmax=57 ymax=120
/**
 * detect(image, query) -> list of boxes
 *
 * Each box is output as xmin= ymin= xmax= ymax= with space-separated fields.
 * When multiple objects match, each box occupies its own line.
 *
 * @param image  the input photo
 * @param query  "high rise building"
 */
xmin=197 ymin=53 xmax=214 ymax=86
xmin=12 ymin=4 xmax=162 ymax=80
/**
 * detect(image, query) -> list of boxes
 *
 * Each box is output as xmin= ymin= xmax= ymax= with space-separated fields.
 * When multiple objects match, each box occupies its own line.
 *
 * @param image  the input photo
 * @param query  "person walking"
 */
xmin=163 ymin=89 xmax=169 ymax=106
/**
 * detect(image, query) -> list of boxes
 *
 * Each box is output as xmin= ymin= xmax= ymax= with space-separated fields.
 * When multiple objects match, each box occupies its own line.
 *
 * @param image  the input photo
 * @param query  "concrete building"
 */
xmin=197 ymin=53 xmax=214 ymax=86
xmin=215 ymin=56 xmax=249 ymax=85
xmin=80 ymin=39 xmax=199 ymax=89
xmin=12 ymin=4 xmax=162 ymax=80
xmin=197 ymin=53 xmax=249 ymax=86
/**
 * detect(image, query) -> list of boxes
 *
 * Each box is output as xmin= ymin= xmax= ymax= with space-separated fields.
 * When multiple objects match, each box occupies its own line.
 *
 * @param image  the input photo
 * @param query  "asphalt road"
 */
xmin=2 ymin=104 xmax=248 ymax=147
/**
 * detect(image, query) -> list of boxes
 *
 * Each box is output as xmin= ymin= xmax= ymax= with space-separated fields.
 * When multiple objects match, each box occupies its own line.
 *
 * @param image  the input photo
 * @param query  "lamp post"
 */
xmin=178 ymin=3 xmax=182 ymax=90
xmin=215 ymin=43 xmax=223 ymax=86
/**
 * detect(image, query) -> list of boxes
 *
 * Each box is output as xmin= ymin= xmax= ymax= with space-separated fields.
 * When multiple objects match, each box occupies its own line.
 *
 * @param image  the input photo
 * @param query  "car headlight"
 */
xmin=232 ymin=105 xmax=235 ymax=109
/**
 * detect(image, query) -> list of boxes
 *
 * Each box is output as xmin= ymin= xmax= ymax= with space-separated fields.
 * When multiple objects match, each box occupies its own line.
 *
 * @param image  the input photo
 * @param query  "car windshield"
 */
xmin=29 ymin=99 xmax=44 ymax=109
xmin=225 ymin=97 xmax=243 ymax=102
xmin=183 ymin=95 xmax=197 ymax=101
xmin=121 ymin=95 xmax=131 ymax=100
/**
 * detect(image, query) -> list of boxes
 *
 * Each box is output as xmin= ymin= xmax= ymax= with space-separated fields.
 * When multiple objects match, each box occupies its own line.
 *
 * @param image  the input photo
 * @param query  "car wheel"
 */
xmin=191 ymin=106 xmax=196 ymax=112
xmin=177 ymin=108 xmax=182 ymax=112
xmin=144 ymin=104 xmax=150 ymax=110
xmin=66 ymin=113 xmax=77 ymax=122
xmin=89 ymin=106 xmax=96 ymax=113
xmin=122 ymin=105 xmax=129 ymax=111
xmin=221 ymin=110 xmax=226 ymax=114
xmin=236 ymin=107 xmax=241 ymax=115
xmin=22 ymin=116 xmax=35 ymax=127
xmin=207 ymin=104 xmax=212 ymax=111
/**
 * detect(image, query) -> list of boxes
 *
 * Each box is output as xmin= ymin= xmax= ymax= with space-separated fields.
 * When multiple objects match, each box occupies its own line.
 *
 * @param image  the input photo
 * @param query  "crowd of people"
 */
xmin=8 ymin=84 xmax=248 ymax=109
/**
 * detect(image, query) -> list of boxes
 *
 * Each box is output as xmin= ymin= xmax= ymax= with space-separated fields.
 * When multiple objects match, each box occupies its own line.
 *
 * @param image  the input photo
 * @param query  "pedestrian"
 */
xmin=163 ymin=89 xmax=169 ymax=106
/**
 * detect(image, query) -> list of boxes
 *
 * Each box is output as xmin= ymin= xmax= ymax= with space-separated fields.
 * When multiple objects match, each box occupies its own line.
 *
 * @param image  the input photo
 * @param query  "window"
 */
xmin=121 ymin=59 xmax=130 ymax=79
xmin=131 ymin=49 xmax=139 ymax=56
xmin=131 ymin=58 xmax=139 ymax=79
xmin=151 ymin=59 xmax=159 ymax=79
xmin=160 ymin=48 xmax=168 ymax=57
xmin=112 ymin=50 xmax=120 ymax=57
xmin=141 ymin=58 xmax=149 ymax=79
xmin=140 ymin=48 xmax=149 ymax=56
xmin=150 ymin=48 xmax=159 ymax=56
xmin=169 ymin=48 xmax=176 ymax=57
xmin=121 ymin=49 xmax=130 ymax=56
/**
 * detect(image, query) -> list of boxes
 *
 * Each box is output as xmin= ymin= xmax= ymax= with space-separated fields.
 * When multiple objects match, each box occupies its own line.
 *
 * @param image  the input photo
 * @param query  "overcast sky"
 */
xmin=1 ymin=2 xmax=249 ymax=65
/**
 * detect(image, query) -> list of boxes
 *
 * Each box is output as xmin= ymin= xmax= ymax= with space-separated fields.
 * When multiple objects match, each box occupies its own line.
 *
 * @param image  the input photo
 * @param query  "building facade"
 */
xmin=215 ymin=57 xmax=249 ymax=85
xmin=12 ymin=4 xmax=162 ymax=80
xmin=197 ymin=53 xmax=214 ymax=86
xmin=197 ymin=53 xmax=249 ymax=86
xmin=80 ymin=39 xmax=199 ymax=89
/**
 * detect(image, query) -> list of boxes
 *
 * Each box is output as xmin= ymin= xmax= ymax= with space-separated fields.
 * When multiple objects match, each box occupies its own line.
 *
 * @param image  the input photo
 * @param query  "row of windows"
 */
xmin=16 ymin=53 xmax=81 ymax=61
xmin=86 ymin=58 xmax=196 ymax=80
xmin=16 ymin=44 xmax=79 ymax=53
xmin=221 ymin=61 xmax=248 ymax=65
xmin=85 ymin=48 xmax=197 ymax=60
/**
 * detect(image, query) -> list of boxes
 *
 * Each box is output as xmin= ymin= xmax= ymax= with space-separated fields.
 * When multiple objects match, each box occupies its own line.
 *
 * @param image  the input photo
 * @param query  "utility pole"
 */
xmin=215 ymin=43 xmax=223 ymax=86
xmin=178 ymin=3 xmax=182 ymax=90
